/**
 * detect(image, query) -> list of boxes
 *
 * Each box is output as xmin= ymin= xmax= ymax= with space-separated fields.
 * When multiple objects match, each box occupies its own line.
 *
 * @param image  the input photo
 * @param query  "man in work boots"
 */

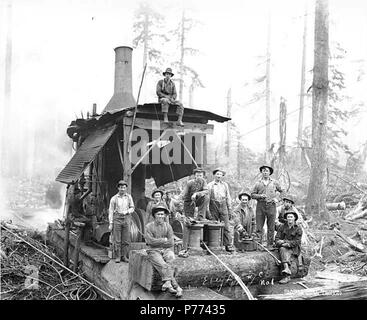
xmin=275 ymin=211 xmax=303 ymax=284
xmin=207 ymin=168 xmax=235 ymax=252
xmin=145 ymin=205 xmax=183 ymax=298
xmin=181 ymin=168 xmax=210 ymax=221
xmin=108 ymin=180 xmax=135 ymax=263
xmin=251 ymin=165 xmax=284 ymax=250
xmin=156 ymin=68 xmax=184 ymax=126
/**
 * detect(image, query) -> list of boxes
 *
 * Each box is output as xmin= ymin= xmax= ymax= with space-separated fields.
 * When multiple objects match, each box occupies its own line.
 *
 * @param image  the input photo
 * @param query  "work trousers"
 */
xmin=112 ymin=215 xmax=130 ymax=259
xmin=255 ymin=201 xmax=276 ymax=246
xmin=209 ymin=200 xmax=232 ymax=247
xmin=184 ymin=193 xmax=210 ymax=220
xmin=279 ymin=246 xmax=293 ymax=264
xmin=147 ymin=248 xmax=175 ymax=282
xmin=159 ymin=98 xmax=184 ymax=115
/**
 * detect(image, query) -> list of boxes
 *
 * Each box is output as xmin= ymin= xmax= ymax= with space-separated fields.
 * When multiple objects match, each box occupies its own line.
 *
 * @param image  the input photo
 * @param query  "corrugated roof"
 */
xmin=56 ymin=125 xmax=117 ymax=184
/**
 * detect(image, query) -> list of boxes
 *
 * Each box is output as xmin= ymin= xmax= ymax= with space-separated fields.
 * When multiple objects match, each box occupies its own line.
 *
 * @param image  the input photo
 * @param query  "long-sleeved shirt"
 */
xmin=181 ymin=178 xmax=209 ymax=203
xmin=156 ymin=79 xmax=177 ymax=100
xmin=277 ymin=205 xmax=300 ymax=224
xmin=207 ymin=180 xmax=231 ymax=209
xmin=145 ymin=221 xmax=174 ymax=249
xmin=251 ymin=178 xmax=284 ymax=202
xmin=233 ymin=204 xmax=256 ymax=232
xmin=108 ymin=192 xmax=135 ymax=223
xmin=275 ymin=223 xmax=303 ymax=256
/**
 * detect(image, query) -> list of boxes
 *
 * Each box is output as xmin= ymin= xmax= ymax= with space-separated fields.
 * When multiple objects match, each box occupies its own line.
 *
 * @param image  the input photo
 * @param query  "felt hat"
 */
xmin=193 ymin=168 xmax=206 ymax=175
xmin=282 ymin=194 xmax=295 ymax=204
xmin=117 ymin=180 xmax=128 ymax=187
xmin=284 ymin=211 xmax=298 ymax=221
xmin=151 ymin=204 xmax=170 ymax=217
xmin=259 ymin=165 xmax=274 ymax=175
xmin=238 ymin=192 xmax=251 ymax=200
xmin=151 ymin=189 xmax=164 ymax=198
xmin=163 ymin=68 xmax=174 ymax=76
xmin=213 ymin=168 xmax=226 ymax=176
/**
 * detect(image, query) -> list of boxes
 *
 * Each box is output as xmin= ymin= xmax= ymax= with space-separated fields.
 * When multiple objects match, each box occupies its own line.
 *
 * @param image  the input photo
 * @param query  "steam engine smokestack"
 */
xmin=103 ymin=46 xmax=136 ymax=112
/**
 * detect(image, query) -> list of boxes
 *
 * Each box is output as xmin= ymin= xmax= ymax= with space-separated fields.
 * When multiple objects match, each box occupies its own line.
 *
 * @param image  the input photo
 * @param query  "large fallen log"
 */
xmin=334 ymin=228 xmax=366 ymax=253
xmin=129 ymin=249 xmax=310 ymax=291
xmin=260 ymin=280 xmax=367 ymax=300
xmin=326 ymin=202 xmax=346 ymax=211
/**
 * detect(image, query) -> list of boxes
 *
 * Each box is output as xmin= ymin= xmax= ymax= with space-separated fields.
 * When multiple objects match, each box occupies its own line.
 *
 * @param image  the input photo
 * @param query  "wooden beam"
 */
xmin=122 ymin=120 xmax=132 ymax=193
xmin=124 ymin=117 xmax=214 ymax=135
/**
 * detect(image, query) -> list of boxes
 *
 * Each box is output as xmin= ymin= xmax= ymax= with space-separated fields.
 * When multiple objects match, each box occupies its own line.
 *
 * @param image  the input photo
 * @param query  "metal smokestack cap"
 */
xmin=103 ymin=46 xmax=136 ymax=113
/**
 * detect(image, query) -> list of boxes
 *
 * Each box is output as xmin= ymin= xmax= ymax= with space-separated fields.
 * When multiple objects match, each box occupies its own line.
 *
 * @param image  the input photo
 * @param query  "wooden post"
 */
xmin=63 ymin=219 xmax=71 ymax=268
xmin=73 ymin=222 xmax=85 ymax=272
xmin=122 ymin=120 xmax=132 ymax=194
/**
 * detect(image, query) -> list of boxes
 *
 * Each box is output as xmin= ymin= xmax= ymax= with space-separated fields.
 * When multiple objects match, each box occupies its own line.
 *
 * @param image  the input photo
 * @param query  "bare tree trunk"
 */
xmin=278 ymin=97 xmax=287 ymax=172
xmin=178 ymin=10 xmax=185 ymax=101
xmin=1 ymin=1 xmax=12 ymax=176
xmin=297 ymin=2 xmax=308 ymax=153
xmin=237 ymin=130 xmax=241 ymax=179
xmin=226 ymin=88 xmax=232 ymax=157
xmin=265 ymin=11 xmax=271 ymax=163
xmin=305 ymin=0 xmax=329 ymax=221
xmin=189 ymin=82 xmax=194 ymax=108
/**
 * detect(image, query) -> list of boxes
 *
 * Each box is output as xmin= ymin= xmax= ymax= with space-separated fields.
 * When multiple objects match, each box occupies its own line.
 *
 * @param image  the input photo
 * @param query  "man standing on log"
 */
xmin=108 ymin=180 xmax=135 ymax=263
xmin=156 ymin=68 xmax=184 ymax=126
xmin=233 ymin=192 xmax=256 ymax=239
xmin=251 ymin=165 xmax=284 ymax=250
xmin=275 ymin=211 xmax=303 ymax=284
xmin=181 ymin=168 xmax=210 ymax=221
xmin=145 ymin=205 xmax=183 ymax=297
xmin=207 ymin=168 xmax=235 ymax=252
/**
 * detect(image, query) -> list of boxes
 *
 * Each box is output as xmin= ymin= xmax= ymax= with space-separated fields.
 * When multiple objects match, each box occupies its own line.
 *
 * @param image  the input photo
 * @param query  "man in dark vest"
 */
xmin=156 ymin=68 xmax=184 ymax=126
xmin=275 ymin=211 xmax=303 ymax=284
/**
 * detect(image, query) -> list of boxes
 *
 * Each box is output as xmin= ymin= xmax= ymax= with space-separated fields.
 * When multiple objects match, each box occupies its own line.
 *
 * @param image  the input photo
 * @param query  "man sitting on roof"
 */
xmin=156 ymin=68 xmax=184 ymax=126
xmin=145 ymin=205 xmax=183 ymax=298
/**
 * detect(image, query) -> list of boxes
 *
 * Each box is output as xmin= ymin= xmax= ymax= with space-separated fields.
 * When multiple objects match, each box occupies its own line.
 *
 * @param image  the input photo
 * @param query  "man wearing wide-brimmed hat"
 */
xmin=207 ymin=168 xmax=235 ymax=252
xmin=251 ymin=165 xmax=284 ymax=250
xmin=181 ymin=168 xmax=210 ymax=222
xmin=146 ymin=189 xmax=167 ymax=224
xmin=276 ymin=194 xmax=301 ymax=230
xmin=156 ymin=67 xmax=184 ymax=126
xmin=233 ymin=192 xmax=256 ymax=238
xmin=275 ymin=210 xmax=303 ymax=284
xmin=145 ymin=205 xmax=183 ymax=298
xmin=108 ymin=180 xmax=135 ymax=263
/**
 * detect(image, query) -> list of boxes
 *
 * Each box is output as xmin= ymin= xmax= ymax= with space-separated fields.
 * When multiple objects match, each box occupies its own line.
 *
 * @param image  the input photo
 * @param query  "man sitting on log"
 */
xmin=275 ymin=211 xmax=303 ymax=284
xmin=207 ymin=168 xmax=235 ymax=252
xmin=145 ymin=205 xmax=183 ymax=297
xmin=181 ymin=168 xmax=210 ymax=222
xmin=156 ymin=67 xmax=184 ymax=126
xmin=146 ymin=189 xmax=167 ymax=224
xmin=233 ymin=192 xmax=256 ymax=239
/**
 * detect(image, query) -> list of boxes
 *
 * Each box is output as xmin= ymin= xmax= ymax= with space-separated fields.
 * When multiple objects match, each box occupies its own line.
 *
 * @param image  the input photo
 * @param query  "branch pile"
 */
xmin=0 ymin=222 xmax=99 ymax=300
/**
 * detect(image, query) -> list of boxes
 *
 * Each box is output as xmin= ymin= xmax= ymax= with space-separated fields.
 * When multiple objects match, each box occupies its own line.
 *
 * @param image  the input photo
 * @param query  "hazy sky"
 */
xmin=1 ymin=0 xmax=367 ymax=158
